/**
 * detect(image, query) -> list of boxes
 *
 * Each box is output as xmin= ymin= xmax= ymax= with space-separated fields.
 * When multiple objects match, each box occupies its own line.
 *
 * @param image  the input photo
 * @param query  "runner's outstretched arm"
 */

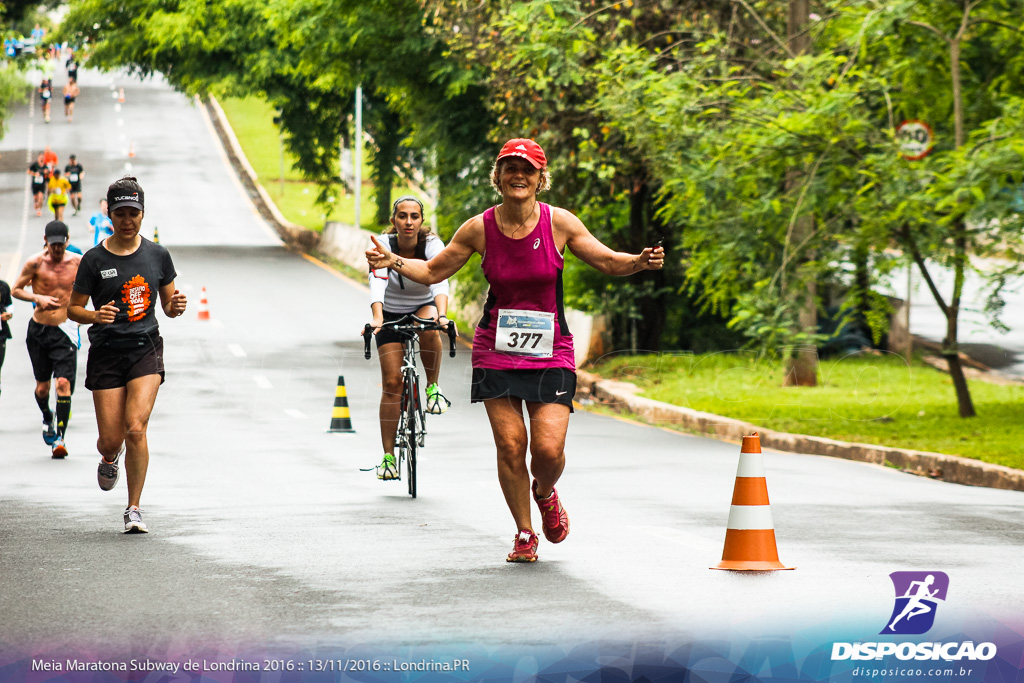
xmin=366 ymin=217 xmax=482 ymax=285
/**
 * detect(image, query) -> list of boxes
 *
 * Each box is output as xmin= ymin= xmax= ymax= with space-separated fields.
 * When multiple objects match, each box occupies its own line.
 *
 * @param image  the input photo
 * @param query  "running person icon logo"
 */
xmin=881 ymin=571 xmax=949 ymax=635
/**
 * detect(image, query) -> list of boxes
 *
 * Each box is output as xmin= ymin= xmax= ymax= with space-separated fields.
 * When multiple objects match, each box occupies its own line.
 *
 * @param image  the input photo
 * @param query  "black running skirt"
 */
xmin=471 ymin=367 xmax=576 ymax=411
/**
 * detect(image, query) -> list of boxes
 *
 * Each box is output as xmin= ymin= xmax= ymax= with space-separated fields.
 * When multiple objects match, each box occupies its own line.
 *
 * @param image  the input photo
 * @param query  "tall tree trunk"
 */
xmin=945 ymin=221 xmax=976 ymax=417
xmin=783 ymin=0 xmax=818 ymax=386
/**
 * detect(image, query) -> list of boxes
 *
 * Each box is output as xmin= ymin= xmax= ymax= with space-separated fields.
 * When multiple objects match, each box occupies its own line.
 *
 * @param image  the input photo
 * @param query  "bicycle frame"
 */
xmin=363 ymin=314 xmax=457 ymax=498
xmin=395 ymin=332 xmax=426 ymax=451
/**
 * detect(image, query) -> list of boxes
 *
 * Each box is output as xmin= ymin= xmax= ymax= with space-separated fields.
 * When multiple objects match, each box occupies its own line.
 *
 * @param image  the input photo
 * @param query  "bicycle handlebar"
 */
xmin=363 ymin=314 xmax=458 ymax=359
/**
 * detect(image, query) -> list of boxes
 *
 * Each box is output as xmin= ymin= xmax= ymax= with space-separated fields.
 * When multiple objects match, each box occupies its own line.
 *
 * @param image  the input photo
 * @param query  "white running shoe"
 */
xmin=123 ymin=506 xmax=148 ymax=533
xmin=97 ymin=444 xmax=125 ymax=491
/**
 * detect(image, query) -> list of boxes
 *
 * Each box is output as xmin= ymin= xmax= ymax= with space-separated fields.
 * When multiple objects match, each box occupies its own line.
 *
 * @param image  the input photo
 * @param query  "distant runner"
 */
xmin=90 ymin=199 xmax=113 ymax=246
xmin=28 ymin=152 xmax=49 ymax=217
xmin=63 ymin=79 xmax=79 ymax=122
xmin=47 ymin=169 xmax=71 ymax=221
xmin=65 ymin=155 xmax=84 ymax=214
xmin=38 ymin=78 xmax=52 ymax=123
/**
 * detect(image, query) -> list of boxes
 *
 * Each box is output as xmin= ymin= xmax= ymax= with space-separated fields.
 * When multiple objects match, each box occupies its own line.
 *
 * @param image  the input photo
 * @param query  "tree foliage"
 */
xmin=55 ymin=0 xmax=1024 ymax=416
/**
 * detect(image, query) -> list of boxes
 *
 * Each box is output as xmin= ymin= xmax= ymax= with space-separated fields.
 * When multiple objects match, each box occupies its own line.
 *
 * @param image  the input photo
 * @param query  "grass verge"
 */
xmin=585 ymin=350 xmax=1024 ymax=470
xmin=217 ymin=96 xmax=381 ymax=232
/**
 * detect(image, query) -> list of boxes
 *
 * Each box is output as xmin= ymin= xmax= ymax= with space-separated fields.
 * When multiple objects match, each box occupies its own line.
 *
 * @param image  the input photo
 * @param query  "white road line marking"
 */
xmin=284 ymin=409 xmax=307 ymax=419
xmin=14 ymin=112 xmax=34 ymax=269
xmin=254 ymin=375 xmax=273 ymax=389
xmin=227 ymin=344 xmax=246 ymax=358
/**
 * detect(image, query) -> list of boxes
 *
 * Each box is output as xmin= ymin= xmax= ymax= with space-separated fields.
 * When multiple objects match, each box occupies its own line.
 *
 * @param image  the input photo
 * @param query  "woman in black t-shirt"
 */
xmin=68 ymin=176 xmax=187 ymax=534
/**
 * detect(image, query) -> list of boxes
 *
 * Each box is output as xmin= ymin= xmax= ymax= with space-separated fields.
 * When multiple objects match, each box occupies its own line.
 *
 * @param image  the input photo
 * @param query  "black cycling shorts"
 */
xmin=86 ymin=334 xmax=165 ymax=391
xmin=26 ymin=320 xmax=78 ymax=390
xmin=471 ymin=367 xmax=576 ymax=411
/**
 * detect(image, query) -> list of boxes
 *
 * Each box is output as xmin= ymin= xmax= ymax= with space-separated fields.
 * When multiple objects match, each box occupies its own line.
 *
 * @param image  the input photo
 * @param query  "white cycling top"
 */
xmin=369 ymin=233 xmax=450 ymax=313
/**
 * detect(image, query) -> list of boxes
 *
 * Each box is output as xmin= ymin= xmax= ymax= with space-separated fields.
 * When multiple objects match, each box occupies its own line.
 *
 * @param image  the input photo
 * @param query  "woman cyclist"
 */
xmin=368 ymin=196 xmax=452 ymax=480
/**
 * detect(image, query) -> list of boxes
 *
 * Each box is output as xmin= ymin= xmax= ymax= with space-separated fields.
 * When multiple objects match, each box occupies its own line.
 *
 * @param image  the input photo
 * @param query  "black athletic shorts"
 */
xmin=85 ymin=334 xmax=165 ymax=391
xmin=69 ymin=182 xmax=82 ymax=192
xmin=26 ymin=320 xmax=78 ymax=390
xmin=471 ymin=367 xmax=576 ymax=411
xmin=32 ymin=182 xmax=45 ymax=195
xmin=375 ymin=308 xmax=438 ymax=348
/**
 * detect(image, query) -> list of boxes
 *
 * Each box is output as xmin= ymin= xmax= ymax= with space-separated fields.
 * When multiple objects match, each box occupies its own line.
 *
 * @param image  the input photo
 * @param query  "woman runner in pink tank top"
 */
xmin=366 ymin=138 xmax=664 ymax=563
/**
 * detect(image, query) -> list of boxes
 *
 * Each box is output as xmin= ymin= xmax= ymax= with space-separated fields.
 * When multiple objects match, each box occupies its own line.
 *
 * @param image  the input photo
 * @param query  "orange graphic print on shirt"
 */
xmin=121 ymin=275 xmax=152 ymax=321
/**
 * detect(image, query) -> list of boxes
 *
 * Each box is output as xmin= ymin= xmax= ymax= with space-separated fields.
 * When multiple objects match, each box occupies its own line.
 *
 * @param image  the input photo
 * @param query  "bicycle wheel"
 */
xmin=406 ymin=398 xmax=417 ymax=498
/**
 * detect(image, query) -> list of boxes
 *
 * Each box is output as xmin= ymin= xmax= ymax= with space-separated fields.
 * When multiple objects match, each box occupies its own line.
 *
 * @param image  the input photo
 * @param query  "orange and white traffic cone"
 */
xmin=118 ymin=87 xmax=125 ymax=103
xmin=712 ymin=433 xmax=795 ymax=571
xmin=197 ymin=287 xmax=211 ymax=321
xmin=128 ymin=141 xmax=135 ymax=158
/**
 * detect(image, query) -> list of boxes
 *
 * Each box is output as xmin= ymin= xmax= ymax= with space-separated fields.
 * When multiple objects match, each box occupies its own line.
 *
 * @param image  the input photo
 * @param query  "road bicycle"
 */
xmin=363 ymin=315 xmax=457 ymax=498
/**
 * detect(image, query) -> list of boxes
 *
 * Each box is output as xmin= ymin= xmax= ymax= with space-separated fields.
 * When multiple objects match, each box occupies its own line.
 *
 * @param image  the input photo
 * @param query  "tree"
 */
xmin=0 ymin=62 xmax=26 ymax=136
xmin=849 ymin=0 xmax=1024 ymax=417
xmin=58 ymin=0 xmax=491 ymax=226
xmin=421 ymin=0 xmax=741 ymax=352
xmin=587 ymin=0 xmax=1024 ymax=414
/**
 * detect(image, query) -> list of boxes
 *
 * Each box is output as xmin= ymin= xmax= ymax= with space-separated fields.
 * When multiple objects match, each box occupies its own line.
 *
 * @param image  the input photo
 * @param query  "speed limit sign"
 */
xmin=896 ymin=120 xmax=934 ymax=160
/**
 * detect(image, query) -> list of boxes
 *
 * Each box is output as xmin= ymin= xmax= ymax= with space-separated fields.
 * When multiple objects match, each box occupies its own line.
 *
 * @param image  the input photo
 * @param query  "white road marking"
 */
xmin=254 ymin=375 xmax=273 ymax=389
xmin=12 ymin=107 xmax=35 ymax=270
xmin=284 ymin=409 xmax=307 ymax=419
xmin=227 ymin=344 xmax=246 ymax=358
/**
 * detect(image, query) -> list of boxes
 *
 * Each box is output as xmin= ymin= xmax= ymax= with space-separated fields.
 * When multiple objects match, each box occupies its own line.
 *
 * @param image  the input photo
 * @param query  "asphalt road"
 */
xmin=1 ymin=58 xmax=1023 ymax=678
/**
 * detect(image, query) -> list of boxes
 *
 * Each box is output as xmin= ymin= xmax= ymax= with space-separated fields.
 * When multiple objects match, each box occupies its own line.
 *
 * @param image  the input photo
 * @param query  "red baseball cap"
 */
xmin=496 ymin=138 xmax=547 ymax=169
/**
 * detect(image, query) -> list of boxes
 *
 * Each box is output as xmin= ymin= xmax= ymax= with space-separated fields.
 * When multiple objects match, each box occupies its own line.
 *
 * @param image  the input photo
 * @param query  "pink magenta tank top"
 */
xmin=471 ymin=202 xmax=575 ymax=371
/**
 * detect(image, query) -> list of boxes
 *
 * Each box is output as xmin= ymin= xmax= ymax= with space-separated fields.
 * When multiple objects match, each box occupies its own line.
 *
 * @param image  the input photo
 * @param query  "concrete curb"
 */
xmin=204 ymin=96 xmax=320 ymax=252
xmin=576 ymin=370 xmax=1024 ymax=493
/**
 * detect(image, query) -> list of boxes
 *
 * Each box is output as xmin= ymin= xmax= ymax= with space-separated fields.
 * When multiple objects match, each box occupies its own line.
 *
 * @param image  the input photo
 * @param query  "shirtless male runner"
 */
xmin=12 ymin=221 xmax=82 ymax=458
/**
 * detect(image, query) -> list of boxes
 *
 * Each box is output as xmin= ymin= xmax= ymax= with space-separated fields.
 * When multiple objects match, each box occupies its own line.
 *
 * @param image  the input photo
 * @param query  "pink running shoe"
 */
xmin=533 ymin=480 xmax=570 ymax=544
xmin=506 ymin=529 xmax=538 ymax=563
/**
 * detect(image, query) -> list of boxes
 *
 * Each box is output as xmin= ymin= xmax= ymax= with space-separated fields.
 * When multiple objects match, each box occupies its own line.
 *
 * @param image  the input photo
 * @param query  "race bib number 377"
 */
xmin=495 ymin=308 xmax=554 ymax=358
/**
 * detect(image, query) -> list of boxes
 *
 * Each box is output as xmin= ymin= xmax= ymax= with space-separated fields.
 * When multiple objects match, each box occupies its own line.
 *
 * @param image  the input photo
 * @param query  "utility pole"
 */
xmin=354 ymin=84 xmax=362 ymax=230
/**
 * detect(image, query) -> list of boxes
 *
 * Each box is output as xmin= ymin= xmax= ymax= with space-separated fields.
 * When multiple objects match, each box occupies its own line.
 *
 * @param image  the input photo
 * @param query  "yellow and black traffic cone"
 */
xmin=328 ymin=376 xmax=355 ymax=433
xmin=153 ymin=226 xmax=159 ymax=244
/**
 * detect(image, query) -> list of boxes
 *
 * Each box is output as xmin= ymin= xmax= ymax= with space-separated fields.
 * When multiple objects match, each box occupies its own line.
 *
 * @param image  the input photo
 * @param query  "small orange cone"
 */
xmin=118 ymin=88 xmax=125 ymax=103
xmin=712 ymin=433 xmax=794 ymax=571
xmin=197 ymin=287 xmax=211 ymax=320
xmin=128 ymin=142 xmax=135 ymax=158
